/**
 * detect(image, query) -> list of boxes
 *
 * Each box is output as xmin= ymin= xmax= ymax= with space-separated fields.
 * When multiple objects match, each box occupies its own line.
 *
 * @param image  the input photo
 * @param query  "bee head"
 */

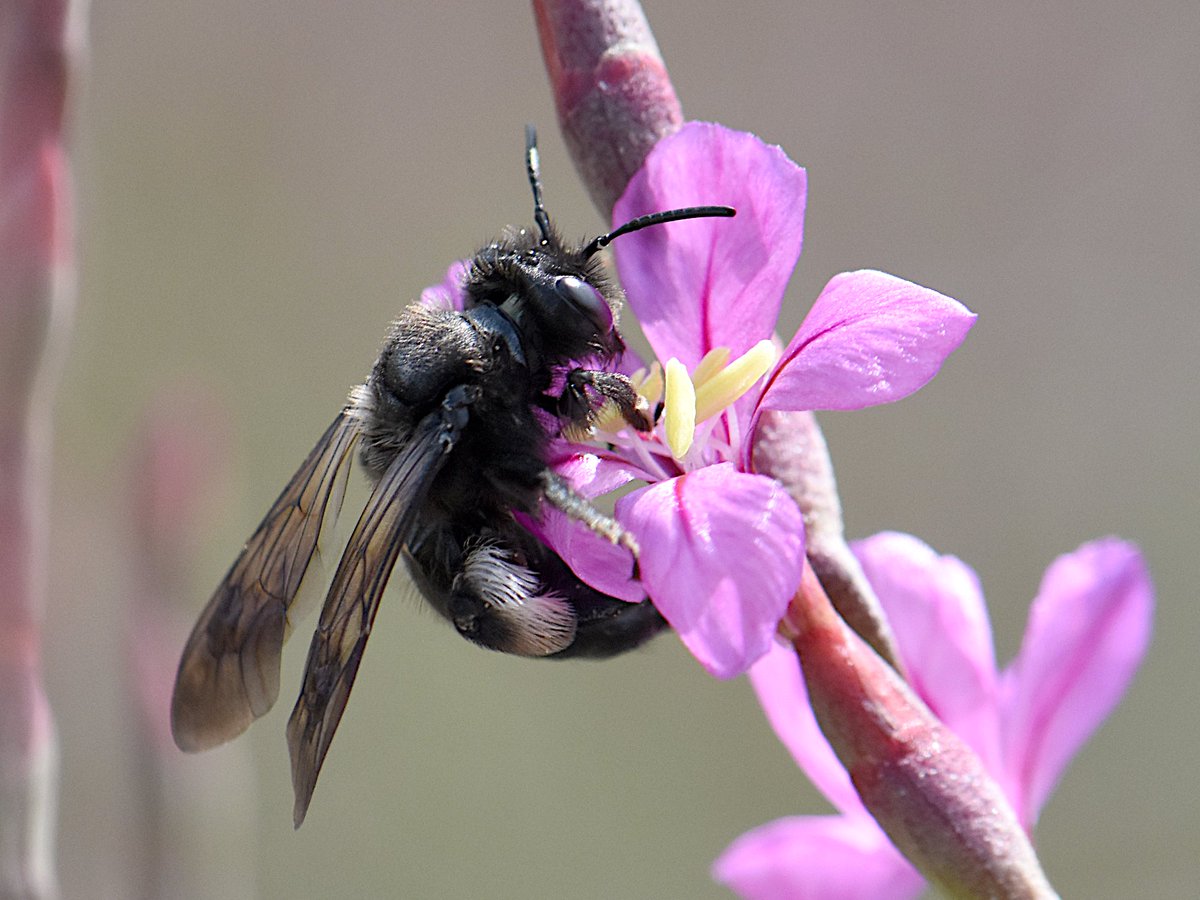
xmin=464 ymin=128 xmax=736 ymax=368
xmin=515 ymin=126 xmax=734 ymax=360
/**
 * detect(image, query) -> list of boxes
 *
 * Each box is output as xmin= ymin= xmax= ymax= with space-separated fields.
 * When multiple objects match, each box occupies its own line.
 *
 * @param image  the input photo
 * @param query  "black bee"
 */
xmin=170 ymin=126 xmax=734 ymax=826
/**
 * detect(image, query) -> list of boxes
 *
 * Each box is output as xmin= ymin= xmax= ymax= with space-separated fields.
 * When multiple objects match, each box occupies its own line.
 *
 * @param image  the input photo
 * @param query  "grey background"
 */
xmin=46 ymin=1 xmax=1195 ymax=897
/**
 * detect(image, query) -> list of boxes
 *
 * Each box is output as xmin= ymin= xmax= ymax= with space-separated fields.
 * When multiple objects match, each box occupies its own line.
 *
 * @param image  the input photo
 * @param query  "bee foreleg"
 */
xmin=437 ymin=383 xmax=481 ymax=450
xmin=557 ymin=368 xmax=652 ymax=433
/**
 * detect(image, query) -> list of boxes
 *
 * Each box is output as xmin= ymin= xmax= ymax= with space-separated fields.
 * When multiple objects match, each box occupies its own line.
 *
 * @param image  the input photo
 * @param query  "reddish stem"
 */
xmin=533 ymin=0 xmax=683 ymax=216
xmin=785 ymin=562 xmax=1057 ymax=899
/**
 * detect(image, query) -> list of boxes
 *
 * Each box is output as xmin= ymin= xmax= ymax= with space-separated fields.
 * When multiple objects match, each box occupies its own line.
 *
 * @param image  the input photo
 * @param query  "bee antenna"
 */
xmin=525 ymin=125 xmax=552 ymax=244
xmin=583 ymin=205 xmax=736 ymax=258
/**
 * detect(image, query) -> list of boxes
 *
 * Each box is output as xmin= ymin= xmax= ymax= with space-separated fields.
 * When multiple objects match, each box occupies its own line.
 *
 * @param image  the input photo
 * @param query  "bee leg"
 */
xmin=558 ymin=368 xmax=653 ymax=432
xmin=447 ymin=541 xmax=578 ymax=657
xmin=437 ymin=383 xmax=480 ymax=447
xmin=529 ymin=549 xmax=667 ymax=658
xmin=539 ymin=471 xmax=638 ymax=557
xmin=538 ymin=470 xmax=640 ymax=581
xmin=445 ymin=537 xmax=667 ymax=659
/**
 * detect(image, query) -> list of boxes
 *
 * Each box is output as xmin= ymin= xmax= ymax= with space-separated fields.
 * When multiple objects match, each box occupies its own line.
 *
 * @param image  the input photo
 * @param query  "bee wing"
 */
xmin=286 ymin=400 xmax=462 ymax=828
xmin=171 ymin=410 xmax=360 ymax=752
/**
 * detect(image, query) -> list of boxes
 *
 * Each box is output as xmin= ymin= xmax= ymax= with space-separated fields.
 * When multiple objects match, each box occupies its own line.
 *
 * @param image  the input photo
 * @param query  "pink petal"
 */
xmin=613 ymin=342 xmax=647 ymax=376
xmin=852 ymin=532 xmax=1002 ymax=773
xmin=419 ymin=259 xmax=469 ymax=310
xmin=613 ymin=122 xmax=807 ymax=369
xmin=756 ymin=270 xmax=975 ymax=414
xmin=529 ymin=448 xmax=653 ymax=601
xmin=998 ymin=538 xmax=1153 ymax=824
xmin=618 ymin=464 xmax=804 ymax=678
xmin=748 ymin=641 xmax=861 ymax=814
xmin=545 ymin=444 xmax=650 ymax=498
xmin=713 ymin=815 xmax=924 ymax=900
xmin=527 ymin=504 xmax=644 ymax=602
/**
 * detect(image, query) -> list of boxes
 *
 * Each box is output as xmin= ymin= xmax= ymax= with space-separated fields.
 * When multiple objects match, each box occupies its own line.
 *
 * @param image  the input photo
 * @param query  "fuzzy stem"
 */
xmin=752 ymin=409 xmax=904 ymax=670
xmin=532 ymin=0 xmax=903 ymax=672
xmin=532 ymin=0 xmax=682 ymax=216
xmin=0 ymin=1 xmax=79 ymax=896
xmin=784 ymin=562 xmax=1058 ymax=899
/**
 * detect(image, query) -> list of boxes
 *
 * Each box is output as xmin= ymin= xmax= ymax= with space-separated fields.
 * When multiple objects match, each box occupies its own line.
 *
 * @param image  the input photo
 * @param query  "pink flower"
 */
xmin=713 ymin=533 xmax=1154 ymax=899
xmin=537 ymin=122 xmax=976 ymax=678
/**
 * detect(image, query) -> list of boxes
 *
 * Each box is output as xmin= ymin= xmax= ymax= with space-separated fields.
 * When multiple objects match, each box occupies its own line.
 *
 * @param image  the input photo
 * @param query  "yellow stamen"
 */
xmin=691 ymin=347 xmax=731 ymax=388
xmin=587 ymin=404 xmax=620 ymax=436
xmin=663 ymin=357 xmax=697 ymax=459
xmin=694 ymin=340 xmax=778 ymax=423
xmin=633 ymin=361 xmax=664 ymax=411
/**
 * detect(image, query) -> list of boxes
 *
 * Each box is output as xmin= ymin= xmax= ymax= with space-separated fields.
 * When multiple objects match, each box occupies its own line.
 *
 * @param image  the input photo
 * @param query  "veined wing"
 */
xmin=287 ymin=391 xmax=471 ymax=827
xmin=171 ymin=410 xmax=360 ymax=752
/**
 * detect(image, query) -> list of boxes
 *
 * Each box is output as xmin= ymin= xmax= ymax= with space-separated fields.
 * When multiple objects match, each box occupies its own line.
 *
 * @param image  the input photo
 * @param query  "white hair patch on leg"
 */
xmin=459 ymin=543 xmax=576 ymax=656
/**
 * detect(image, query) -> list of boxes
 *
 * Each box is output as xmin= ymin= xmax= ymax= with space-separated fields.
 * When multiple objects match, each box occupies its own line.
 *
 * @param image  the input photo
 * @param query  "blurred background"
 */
xmin=43 ymin=0 xmax=1196 ymax=896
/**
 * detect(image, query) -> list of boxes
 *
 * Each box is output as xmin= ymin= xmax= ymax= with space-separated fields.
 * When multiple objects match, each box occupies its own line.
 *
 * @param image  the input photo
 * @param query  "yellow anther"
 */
xmin=691 ymin=347 xmax=731 ymax=388
xmin=561 ymin=420 xmax=596 ymax=443
xmin=663 ymin=357 xmax=697 ymax=459
xmin=694 ymin=340 xmax=778 ymax=424
xmin=633 ymin=361 xmax=664 ymax=411
xmin=589 ymin=401 xmax=623 ymax=435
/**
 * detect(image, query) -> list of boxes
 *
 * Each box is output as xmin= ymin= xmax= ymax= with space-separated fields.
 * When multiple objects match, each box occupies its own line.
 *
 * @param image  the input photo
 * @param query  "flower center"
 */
xmin=646 ymin=340 xmax=777 ymax=459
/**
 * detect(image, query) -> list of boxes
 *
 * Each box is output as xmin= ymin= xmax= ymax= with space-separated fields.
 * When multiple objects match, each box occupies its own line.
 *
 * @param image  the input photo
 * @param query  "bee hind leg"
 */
xmin=444 ymin=534 xmax=668 ymax=660
xmin=527 ymin=530 xmax=667 ymax=659
xmin=447 ymin=541 xmax=579 ymax=657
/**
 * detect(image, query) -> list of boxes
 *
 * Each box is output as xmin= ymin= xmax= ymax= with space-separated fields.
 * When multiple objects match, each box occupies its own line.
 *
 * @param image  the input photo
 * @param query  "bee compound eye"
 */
xmin=553 ymin=276 xmax=613 ymax=335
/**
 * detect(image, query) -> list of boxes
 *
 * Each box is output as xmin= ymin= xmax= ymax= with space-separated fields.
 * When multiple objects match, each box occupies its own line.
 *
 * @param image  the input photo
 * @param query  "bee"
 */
xmin=170 ymin=126 xmax=734 ymax=826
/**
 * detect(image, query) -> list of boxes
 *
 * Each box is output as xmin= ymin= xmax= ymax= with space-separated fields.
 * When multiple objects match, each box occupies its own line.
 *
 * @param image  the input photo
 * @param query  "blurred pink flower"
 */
xmin=714 ymin=533 xmax=1154 ymax=899
xmin=536 ymin=122 xmax=976 ymax=678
